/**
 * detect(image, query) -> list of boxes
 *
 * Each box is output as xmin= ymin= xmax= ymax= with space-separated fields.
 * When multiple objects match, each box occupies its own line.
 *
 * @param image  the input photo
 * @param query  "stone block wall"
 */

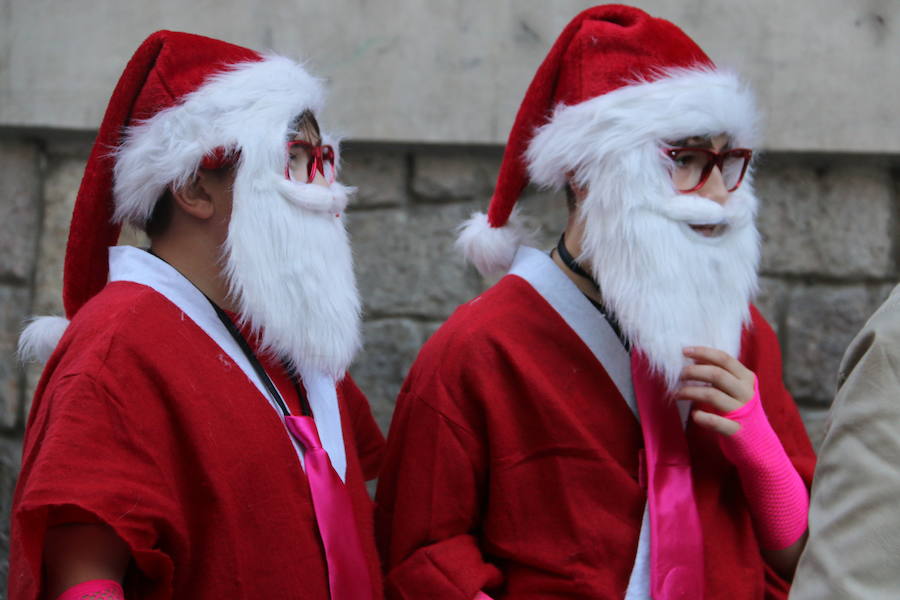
xmin=0 ymin=134 xmax=897 ymax=584
xmin=345 ymin=145 xmax=899 ymax=444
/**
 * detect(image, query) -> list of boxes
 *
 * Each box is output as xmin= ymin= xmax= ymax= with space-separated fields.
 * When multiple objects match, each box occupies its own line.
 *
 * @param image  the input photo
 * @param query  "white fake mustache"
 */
xmin=654 ymin=193 xmax=753 ymax=228
xmin=271 ymin=175 xmax=354 ymax=215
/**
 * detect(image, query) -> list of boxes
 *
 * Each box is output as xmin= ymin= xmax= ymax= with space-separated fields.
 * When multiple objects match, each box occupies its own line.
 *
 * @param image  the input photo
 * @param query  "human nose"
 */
xmin=310 ymin=168 xmax=329 ymax=188
xmin=698 ymin=165 xmax=729 ymax=205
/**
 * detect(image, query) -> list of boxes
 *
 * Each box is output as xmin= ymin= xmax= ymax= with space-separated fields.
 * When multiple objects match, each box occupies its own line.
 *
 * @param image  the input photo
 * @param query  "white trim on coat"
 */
xmin=108 ymin=245 xmax=348 ymax=481
xmin=506 ymin=245 xmax=651 ymax=599
xmin=508 ymin=246 xmax=636 ymax=417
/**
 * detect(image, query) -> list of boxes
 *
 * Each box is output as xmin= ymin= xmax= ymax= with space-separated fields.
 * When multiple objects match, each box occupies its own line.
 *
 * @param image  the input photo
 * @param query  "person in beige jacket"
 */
xmin=791 ymin=285 xmax=900 ymax=599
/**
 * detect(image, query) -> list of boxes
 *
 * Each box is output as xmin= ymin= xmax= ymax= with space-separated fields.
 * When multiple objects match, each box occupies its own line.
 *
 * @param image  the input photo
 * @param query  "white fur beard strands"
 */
xmin=222 ymin=172 xmax=361 ymax=380
xmin=577 ymin=146 xmax=760 ymax=393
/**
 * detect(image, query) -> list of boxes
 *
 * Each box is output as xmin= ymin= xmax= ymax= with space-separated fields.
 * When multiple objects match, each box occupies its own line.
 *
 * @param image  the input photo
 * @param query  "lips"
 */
xmin=689 ymin=223 xmax=726 ymax=237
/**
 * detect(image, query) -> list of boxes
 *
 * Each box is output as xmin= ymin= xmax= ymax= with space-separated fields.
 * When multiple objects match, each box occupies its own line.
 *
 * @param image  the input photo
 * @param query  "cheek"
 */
xmin=222 ymin=196 xmax=234 ymax=221
xmin=721 ymin=188 xmax=757 ymax=224
xmin=215 ymin=193 xmax=234 ymax=239
xmin=310 ymin=170 xmax=329 ymax=188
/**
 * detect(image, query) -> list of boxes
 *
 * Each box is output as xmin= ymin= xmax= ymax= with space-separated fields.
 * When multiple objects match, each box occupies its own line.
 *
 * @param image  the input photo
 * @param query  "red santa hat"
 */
xmin=457 ymin=4 xmax=759 ymax=276
xmin=20 ymin=30 xmax=330 ymax=362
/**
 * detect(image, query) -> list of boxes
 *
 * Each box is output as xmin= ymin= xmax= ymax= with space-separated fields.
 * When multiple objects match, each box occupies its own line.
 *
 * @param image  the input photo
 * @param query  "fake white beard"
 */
xmin=222 ymin=172 xmax=361 ymax=379
xmin=579 ymin=171 xmax=760 ymax=393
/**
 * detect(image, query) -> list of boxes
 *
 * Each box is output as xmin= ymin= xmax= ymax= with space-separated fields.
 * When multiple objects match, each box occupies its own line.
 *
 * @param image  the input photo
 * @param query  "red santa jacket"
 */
xmin=376 ymin=251 xmax=815 ymax=599
xmin=9 ymin=271 xmax=385 ymax=599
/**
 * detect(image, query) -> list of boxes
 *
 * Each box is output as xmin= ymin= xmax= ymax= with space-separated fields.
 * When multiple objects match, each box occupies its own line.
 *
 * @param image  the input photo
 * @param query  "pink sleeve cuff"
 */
xmin=474 ymin=592 xmax=494 ymax=600
xmin=56 ymin=579 xmax=124 ymax=600
xmin=719 ymin=377 xmax=809 ymax=550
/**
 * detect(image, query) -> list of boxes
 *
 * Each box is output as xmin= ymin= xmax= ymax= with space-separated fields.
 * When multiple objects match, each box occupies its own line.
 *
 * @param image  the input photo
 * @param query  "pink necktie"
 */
xmin=632 ymin=351 xmax=705 ymax=599
xmin=285 ymin=415 xmax=374 ymax=600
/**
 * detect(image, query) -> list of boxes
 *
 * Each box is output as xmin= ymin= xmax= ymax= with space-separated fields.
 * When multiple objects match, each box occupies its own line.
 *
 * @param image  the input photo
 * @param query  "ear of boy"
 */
xmin=171 ymin=171 xmax=221 ymax=221
xmin=151 ymin=171 xmax=236 ymax=311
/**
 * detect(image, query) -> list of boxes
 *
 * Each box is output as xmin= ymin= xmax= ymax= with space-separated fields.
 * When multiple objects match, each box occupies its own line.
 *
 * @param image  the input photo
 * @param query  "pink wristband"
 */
xmin=56 ymin=580 xmax=124 ymax=600
xmin=717 ymin=377 xmax=809 ymax=550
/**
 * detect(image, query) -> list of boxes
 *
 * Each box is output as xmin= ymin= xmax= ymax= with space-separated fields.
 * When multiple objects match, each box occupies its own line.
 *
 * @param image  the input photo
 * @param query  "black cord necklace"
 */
xmin=556 ymin=233 xmax=594 ymax=282
xmin=209 ymin=302 xmax=312 ymax=417
xmin=555 ymin=234 xmax=630 ymax=350
xmin=146 ymin=248 xmax=311 ymax=417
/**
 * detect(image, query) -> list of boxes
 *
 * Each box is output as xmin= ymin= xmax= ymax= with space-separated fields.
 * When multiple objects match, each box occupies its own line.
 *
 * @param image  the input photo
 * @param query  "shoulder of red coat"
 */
xmin=59 ymin=281 xmax=186 ymax=356
xmin=746 ymin=303 xmax=778 ymax=340
xmin=740 ymin=303 xmax=777 ymax=356
xmin=426 ymin=274 xmax=543 ymax=347
xmin=400 ymin=275 xmax=547 ymax=390
xmin=739 ymin=303 xmax=786 ymax=373
xmin=74 ymin=280 xmax=177 ymax=326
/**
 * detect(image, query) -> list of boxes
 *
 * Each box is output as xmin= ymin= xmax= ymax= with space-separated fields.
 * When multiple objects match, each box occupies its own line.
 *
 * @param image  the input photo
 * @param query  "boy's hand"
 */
xmin=675 ymin=346 xmax=755 ymax=436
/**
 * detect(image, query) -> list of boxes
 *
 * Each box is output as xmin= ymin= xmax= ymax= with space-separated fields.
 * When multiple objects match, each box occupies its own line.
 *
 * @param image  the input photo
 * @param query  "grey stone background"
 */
xmin=1 ymin=134 xmax=899 ymax=588
xmin=1 ymin=137 xmax=900 ymax=587
xmin=4 ymin=1 xmax=899 ymax=153
xmin=1 ymin=0 xmax=899 ymax=591
xmin=1 ymin=139 xmax=900 ymax=592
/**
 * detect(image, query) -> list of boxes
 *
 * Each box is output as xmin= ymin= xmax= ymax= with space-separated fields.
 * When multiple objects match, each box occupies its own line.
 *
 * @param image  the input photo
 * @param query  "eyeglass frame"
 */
xmin=285 ymin=140 xmax=336 ymax=184
xmin=664 ymin=146 xmax=753 ymax=193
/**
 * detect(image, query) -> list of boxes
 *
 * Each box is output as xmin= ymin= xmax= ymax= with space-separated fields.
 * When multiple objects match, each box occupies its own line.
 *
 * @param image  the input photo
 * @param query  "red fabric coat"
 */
xmin=9 ymin=280 xmax=385 ymax=599
xmin=376 ymin=273 xmax=815 ymax=599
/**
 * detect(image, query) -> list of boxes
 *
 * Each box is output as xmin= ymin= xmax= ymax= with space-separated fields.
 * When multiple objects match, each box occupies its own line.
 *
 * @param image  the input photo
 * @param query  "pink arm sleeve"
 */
xmin=56 ymin=580 xmax=124 ymax=600
xmin=718 ymin=378 xmax=809 ymax=550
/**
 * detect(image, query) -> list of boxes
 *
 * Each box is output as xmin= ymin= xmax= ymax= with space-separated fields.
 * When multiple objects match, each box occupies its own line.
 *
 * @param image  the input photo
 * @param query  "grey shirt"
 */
xmin=791 ymin=285 xmax=900 ymax=599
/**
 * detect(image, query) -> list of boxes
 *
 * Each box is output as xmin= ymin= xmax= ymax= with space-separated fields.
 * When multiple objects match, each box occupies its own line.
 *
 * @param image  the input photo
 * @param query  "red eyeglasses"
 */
xmin=286 ymin=140 xmax=335 ymax=184
xmin=665 ymin=147 xmax=753 ymax=193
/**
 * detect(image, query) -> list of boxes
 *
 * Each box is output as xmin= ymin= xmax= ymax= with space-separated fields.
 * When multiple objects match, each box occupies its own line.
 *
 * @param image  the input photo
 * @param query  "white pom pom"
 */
xmin=455 ymin=210 xmax=531 ymax=278
xmin=18 ymin=316 xmax=70 ymax=364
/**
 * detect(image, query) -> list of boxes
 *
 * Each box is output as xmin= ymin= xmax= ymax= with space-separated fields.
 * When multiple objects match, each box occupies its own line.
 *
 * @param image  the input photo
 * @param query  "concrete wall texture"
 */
xmin=3 ymin=0 xmax=900 ymax=150
xmin=0 ymin=0 xmax=898 ymax=590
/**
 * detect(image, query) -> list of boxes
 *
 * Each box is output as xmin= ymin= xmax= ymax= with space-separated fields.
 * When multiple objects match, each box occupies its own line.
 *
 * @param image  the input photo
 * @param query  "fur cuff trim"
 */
xmin=456 ymin=210 xmax=531 ymax=278
xmin=18 ymin=316 xmax=70 ymax=364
